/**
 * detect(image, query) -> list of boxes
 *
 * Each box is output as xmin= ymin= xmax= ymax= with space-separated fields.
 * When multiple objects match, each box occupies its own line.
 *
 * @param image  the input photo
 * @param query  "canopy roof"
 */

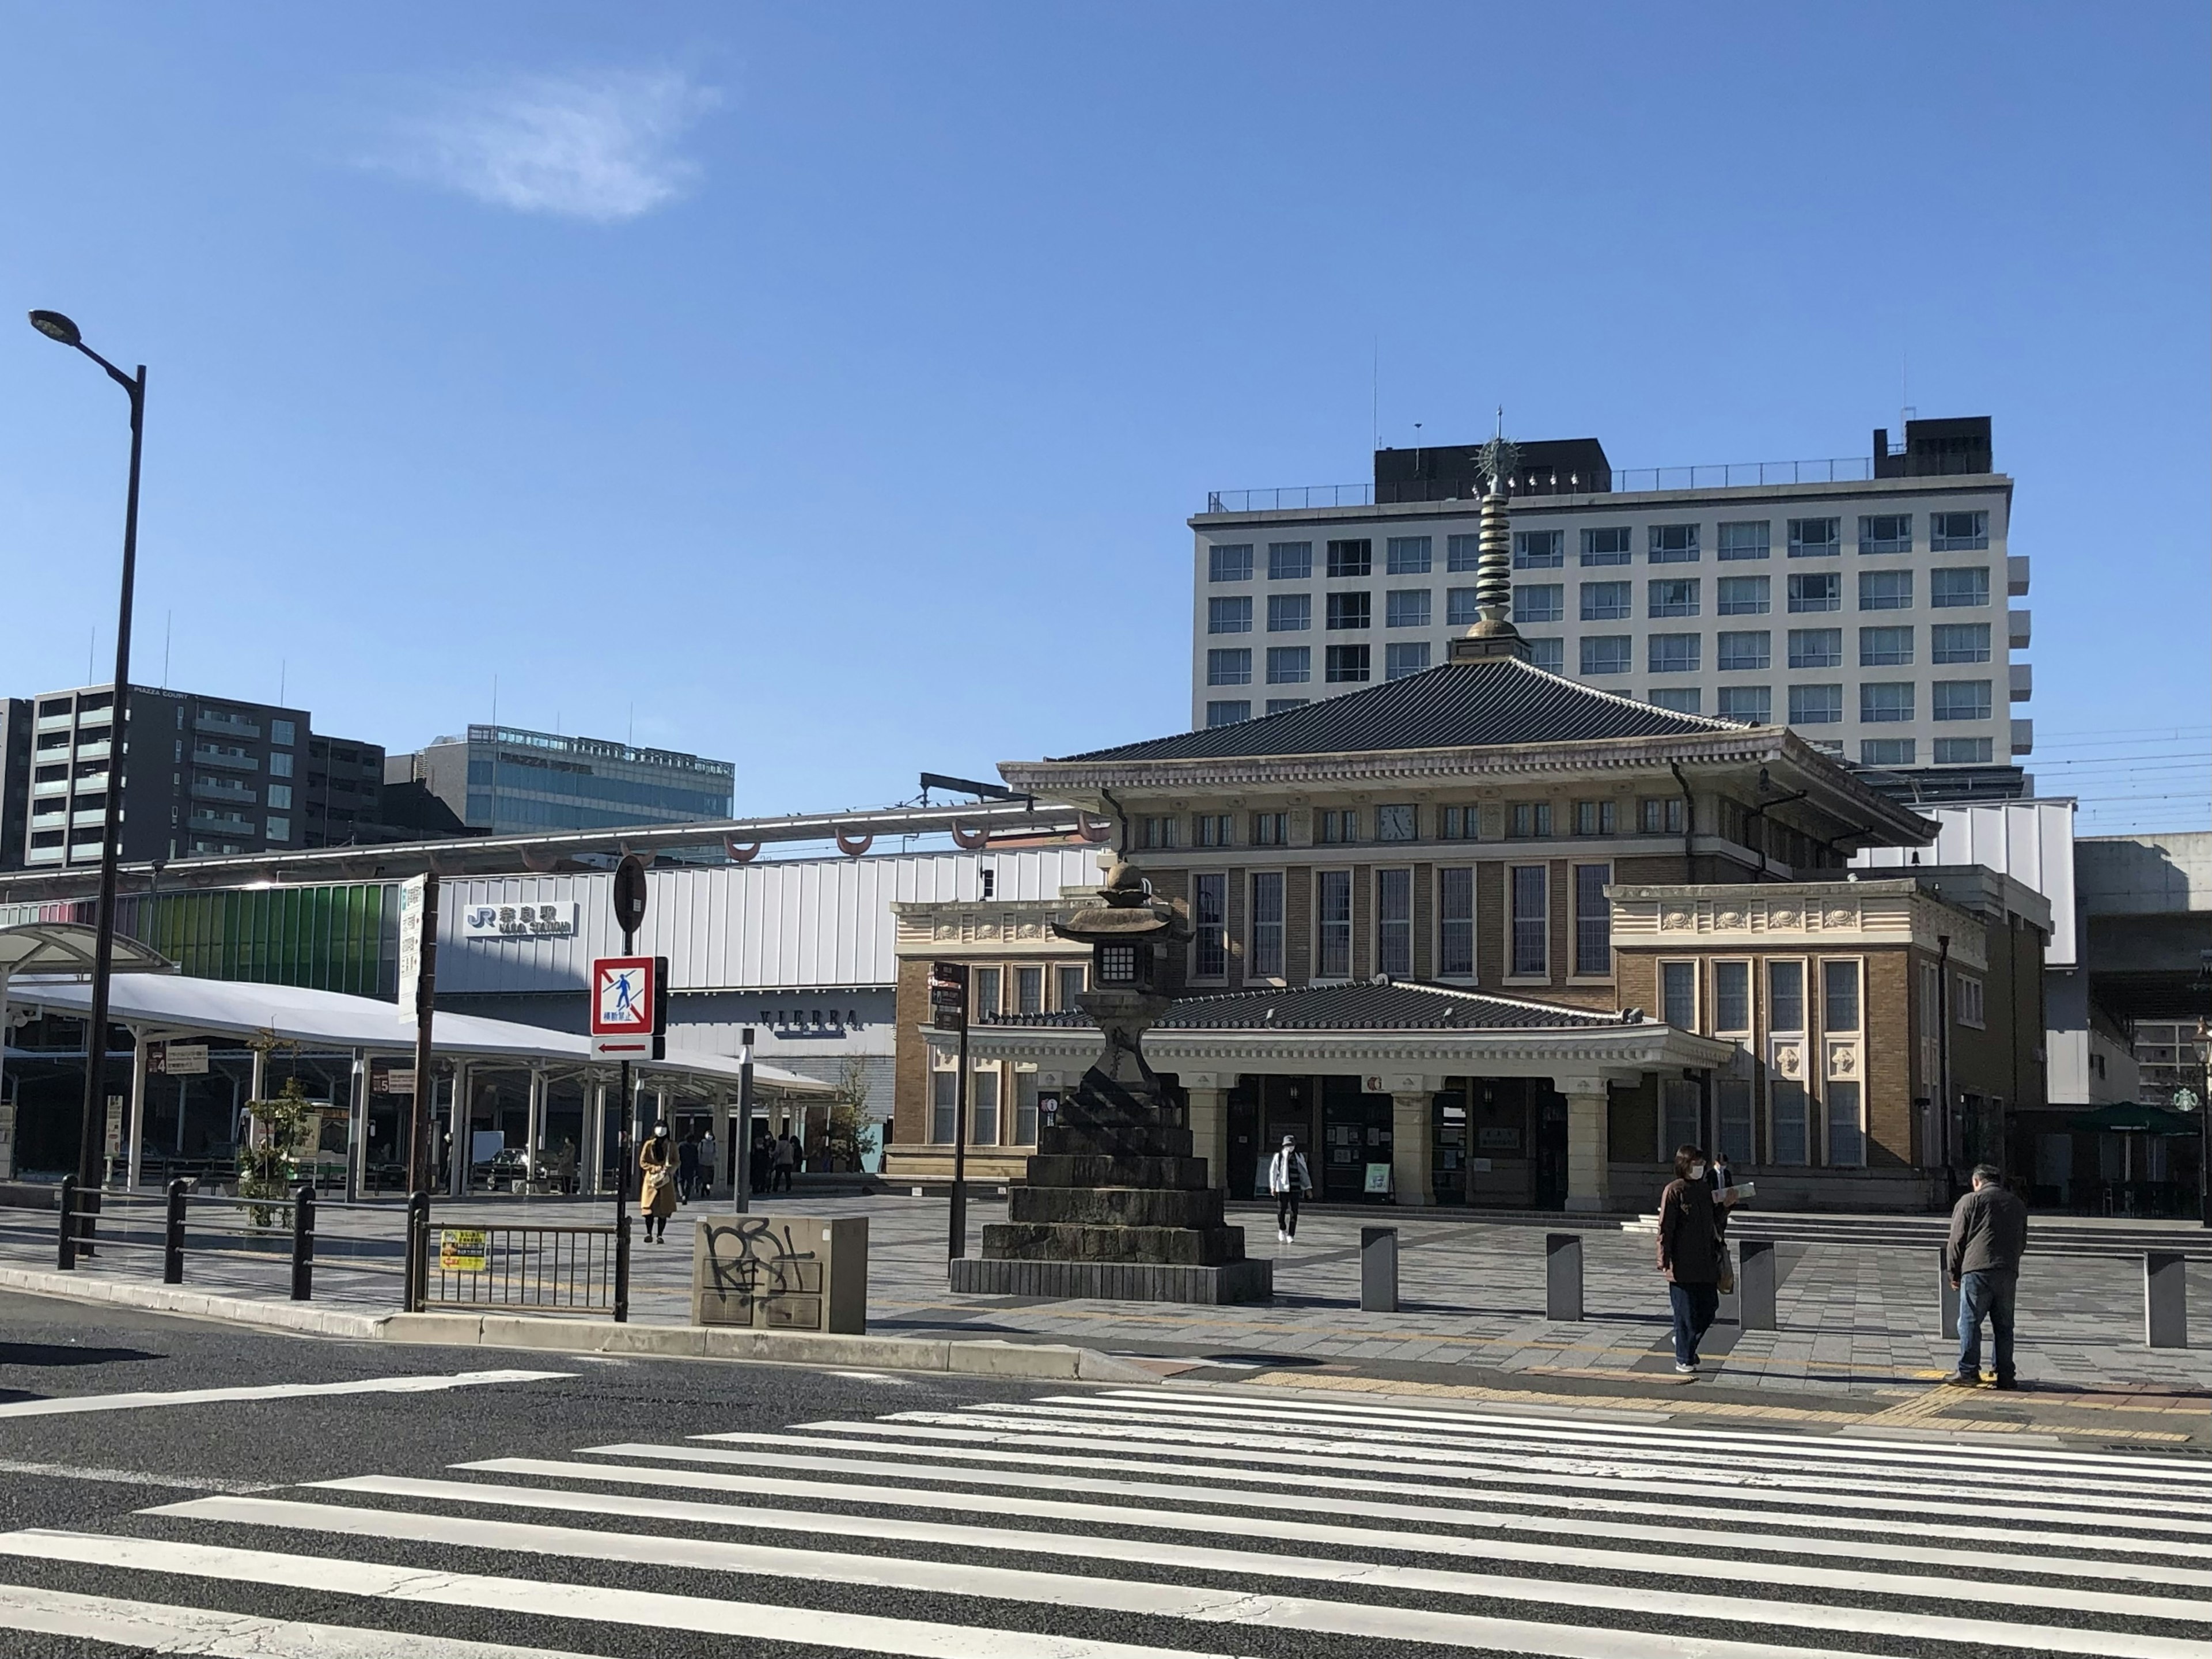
xmin=0 ymin=922 xmax=173 ymax=976
xmin=5 ymin=971 xmax=834 ymax=1099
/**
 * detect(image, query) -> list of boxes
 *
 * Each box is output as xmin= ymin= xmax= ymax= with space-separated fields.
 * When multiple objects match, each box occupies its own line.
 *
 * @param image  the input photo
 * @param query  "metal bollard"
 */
xmin=56 ymin=1175 xmax=77 ymax=1271
xmin=1938 ymin=1249 xmax=1960 ymax=1341
xmin=613 ymin=1212 xmax=632 ymax=1324
xmin=1737 ymin=1238 xmax=1777 ymax=1331
xmin=1359 ymin=1226 xmax=1398 ymax=1313
xmin=163 ymin=1178 xmax=188 ymax=1285
xmin=2145 ymin=1252 xmax=2187 ymax=1349
xmin=290 ymin=1183 xmax=315 ymax=1302
xmin=1546 ymin=1232 xmax=1584 ymax=1321
xmin=403 ymin=1190 xmax=430 ymax=1313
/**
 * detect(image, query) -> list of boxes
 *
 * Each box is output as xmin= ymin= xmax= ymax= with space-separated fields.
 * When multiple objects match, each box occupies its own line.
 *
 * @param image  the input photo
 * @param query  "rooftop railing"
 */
xmin=1202 ymin=455 xmax=1900 ymax=514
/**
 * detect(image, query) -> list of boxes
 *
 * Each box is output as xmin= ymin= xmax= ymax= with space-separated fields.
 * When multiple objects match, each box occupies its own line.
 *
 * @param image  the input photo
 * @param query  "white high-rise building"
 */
xmin=1190 ymin=416 xmax=2028 ymax=799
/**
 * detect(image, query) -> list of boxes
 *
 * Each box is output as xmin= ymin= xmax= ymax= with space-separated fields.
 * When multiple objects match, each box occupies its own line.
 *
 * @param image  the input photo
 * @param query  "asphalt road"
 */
xmin=0 ymin=1288 xmax=2207 ymax=1659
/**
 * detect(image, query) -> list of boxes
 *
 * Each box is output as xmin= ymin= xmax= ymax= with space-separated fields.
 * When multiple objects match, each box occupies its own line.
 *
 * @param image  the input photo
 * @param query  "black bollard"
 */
xmin=164 ymin=1178 xmax=188 ymax=1285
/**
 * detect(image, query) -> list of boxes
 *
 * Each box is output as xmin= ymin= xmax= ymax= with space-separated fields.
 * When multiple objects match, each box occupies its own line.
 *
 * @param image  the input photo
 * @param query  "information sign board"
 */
xmin=439 ymin=1229 xmax=490 ymax=1272
xmin=148 ymin=1042 xmax=209 ymax=1075
xmin=590 ymin=955 xmax=666 ymax=1058
xmin=929 ymin=961 xmax=968 ymax=1032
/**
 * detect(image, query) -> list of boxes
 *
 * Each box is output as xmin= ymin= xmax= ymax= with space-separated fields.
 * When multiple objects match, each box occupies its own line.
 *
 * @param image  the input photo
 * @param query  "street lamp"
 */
xmin=27 ymin=310 xmax=147 ymax=1218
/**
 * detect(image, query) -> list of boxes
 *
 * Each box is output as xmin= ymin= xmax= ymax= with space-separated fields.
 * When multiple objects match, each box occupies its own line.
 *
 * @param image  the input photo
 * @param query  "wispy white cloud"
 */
xmin=368 ymin=69 xmax=721 ymax=222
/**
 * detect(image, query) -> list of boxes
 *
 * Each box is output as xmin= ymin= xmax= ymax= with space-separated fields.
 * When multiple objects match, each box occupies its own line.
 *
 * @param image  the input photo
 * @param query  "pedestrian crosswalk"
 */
xmin=1 ymin=1382 xmax=2207 ymax=1658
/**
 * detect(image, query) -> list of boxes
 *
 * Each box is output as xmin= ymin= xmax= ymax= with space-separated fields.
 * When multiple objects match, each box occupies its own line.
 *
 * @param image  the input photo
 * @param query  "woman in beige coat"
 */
xmin=638 ymin=1124 xmax=679 ymax=1242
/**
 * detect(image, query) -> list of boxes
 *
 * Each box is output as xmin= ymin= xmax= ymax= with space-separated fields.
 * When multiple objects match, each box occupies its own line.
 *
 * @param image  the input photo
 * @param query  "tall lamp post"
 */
xmin=27 ymin=310 xmax=146 ymax=1211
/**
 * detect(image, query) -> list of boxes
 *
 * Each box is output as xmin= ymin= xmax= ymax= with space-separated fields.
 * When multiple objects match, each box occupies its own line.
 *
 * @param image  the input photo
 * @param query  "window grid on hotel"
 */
xmin=1931 ymin=567 xmax=1990 ymax=607
xmin=1930 ymin=511 xmax=1988 ymax=551
xmin=1717 ymin=685 xmax=1771 ymax=722
xmin=1513 ymin=530 xmax=1564 ymax=569
xmin=1267 ymin=593 xmax=1310 ymax=632
xmin=1931 ymin=622 xmax=1991 ymax=664
xmin=1718 ymin=630 xmax=1770 ymax=672
xmin=1933 ymin=680 xmax=1993 ymax=721
xmin=1861 ymin=681 xmax=1914 ymax=723
xmin=1528 ymin=637 xmax=1564 ymax=672
xmin=1788 ymin=572 xmax=1840 ymax=612
xmin=1386 ymin=589 xmax=1431 ymax=628
xmin=1648 ymin=633 xmax=1700 ymax=674
xmin=1446 ymin=533 xmax=1480 ymax=571
xmin=1717 ymin=521 xmax=1770 ymax=560
xmin=1859 ymin=626 xmax=1913 ymax=666
xmin=1649 ymin=524 xmax=1700 ymax=563
xmin=1386 ymin=536 xmax=1432 ymax=575
xmin=1935 ymin=736 xmax=1993 ymax=764
xmin=1649 ymin=578 xmax=1699 ymax=618
xmin=1717 ymin=575 xmax=1770 ymax=615
xmin=1582 ymin=636 xmax=1631 ymax=675
xmin=1208 ymin=543 xmax=1253 ymax=582
xmin=1326 ymin=539 xmax=1372 ymax=578
xmin=1787 ymin=517 xmax=1840 ymax=558
xmin=1859 ymin=569 xmax=1913 ymax=611
xmin=1267 ymin=645 xmax=1310 ymax=684
xmin=1326 ymin=592 xmax=1370 ymax=630
xmin=1385 ymin=641 xmax=1429 ymax=680
xmin=1858 ymin=514 xmax=1912 ymax=555
xmin=1862 ymin=737 xmax=1915 ymax=766
xmin=1581 ymin=526 xmax=1631 ymax=566
xmin=1446 ymin=586 xmax=1480 ymax=627
xmin=1206 ymin=647 xmax=1251 ymax=685
xmin=1514 ymin=584 xmax=1564 ymax=624
xmin=1789 ymin=627 xmax=1843 ymax=669
xmin=1267 ymin=541 xmax=1312 ymax=581
xmin=1205 ymin=700 xmax=1249 ymax=727
xmin=1207 ymin=596 xmax=1251 ymax=634
xmin=1582 ymin=580 xmax=1631 ymax=620
xmin=1325 ymin=643 xmax=1369 ymax=682
xmin=1790 ymin=683 xmax=1843 ymax=724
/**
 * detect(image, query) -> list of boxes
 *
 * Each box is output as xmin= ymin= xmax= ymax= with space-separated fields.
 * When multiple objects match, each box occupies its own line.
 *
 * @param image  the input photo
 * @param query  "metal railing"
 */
xmin=405 ymin=1192 xmax=628 ymax=1321
xmin=56 ymin=1175 xmax=317 ymax=1300
xmin=1202 ymin=456 xmax=1891 ymax=514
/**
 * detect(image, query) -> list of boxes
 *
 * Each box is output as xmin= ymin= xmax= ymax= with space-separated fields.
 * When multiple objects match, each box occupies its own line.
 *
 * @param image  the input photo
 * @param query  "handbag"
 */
xmin=1715 ymin=1245 xmax=1736 ymax=1296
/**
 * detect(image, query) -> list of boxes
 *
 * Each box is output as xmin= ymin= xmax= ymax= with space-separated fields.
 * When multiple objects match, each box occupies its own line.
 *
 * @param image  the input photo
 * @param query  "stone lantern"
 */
xmin=949 ymin=861 xmax=1271 ymax=1304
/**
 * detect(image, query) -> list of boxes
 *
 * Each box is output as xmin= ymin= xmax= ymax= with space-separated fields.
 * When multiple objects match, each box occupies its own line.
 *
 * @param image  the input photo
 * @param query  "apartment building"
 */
xmin=1191 ymin=416 xmax=2029 ymax=801
xmin=19 ymin=683 xmax=384 ymax=866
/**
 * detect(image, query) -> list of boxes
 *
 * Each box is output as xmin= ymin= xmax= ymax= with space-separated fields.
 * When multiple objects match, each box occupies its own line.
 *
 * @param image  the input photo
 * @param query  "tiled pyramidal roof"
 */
xmin=1052 ymin=656 xmax=1747 ymax=764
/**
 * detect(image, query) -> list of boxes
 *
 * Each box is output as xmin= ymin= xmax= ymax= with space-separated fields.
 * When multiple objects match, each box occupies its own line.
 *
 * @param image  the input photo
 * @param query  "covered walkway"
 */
xmin=0 ymin=923 xmax=832 ymax=1200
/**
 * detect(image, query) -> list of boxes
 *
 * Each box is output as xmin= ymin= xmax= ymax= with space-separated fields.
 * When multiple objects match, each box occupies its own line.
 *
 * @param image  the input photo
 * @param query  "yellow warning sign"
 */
xmin=439 ymin=1228 xmax=489 ymax=1272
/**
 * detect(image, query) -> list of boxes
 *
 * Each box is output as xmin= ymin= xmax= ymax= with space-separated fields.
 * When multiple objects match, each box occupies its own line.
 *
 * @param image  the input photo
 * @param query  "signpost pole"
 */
xmin=401 ymin=873 xmax=438 ymax=1318
xmin=931 ymin=961 xmax=971 ymax=1264
xmin=734 ymin=1027 xmax=753 ymax=1215
xmin=605 ymin=854 xmax=652 ymax=1247
xmin=951 ymin=1018 xmax=969 ymax=1260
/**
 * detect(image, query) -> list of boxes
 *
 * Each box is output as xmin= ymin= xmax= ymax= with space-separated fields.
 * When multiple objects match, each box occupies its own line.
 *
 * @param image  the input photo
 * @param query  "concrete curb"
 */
xmin=377 ymin=1310 xmax=1161 ymax=1382
xmin=0 ymin=1266 xmax=386 ymax=1340
xmin=0 ymin=1268 xmax=1160 ymax=1384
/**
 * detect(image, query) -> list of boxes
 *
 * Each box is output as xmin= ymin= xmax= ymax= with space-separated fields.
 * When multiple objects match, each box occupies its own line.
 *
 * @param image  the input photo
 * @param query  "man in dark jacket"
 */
xmin=1945 ymin=1162 xmax=2029 ymax=1388
xmin=1656 ymin=1145 xmax=1725 ymax=1376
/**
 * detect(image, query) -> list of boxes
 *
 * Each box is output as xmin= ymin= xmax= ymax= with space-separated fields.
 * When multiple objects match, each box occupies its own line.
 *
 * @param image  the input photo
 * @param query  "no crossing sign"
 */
xmin=590 ymin=955 xmax=668 ymax=1059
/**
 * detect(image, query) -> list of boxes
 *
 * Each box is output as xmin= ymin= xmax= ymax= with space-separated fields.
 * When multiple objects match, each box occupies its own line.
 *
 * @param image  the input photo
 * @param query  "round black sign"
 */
xmin=612 ymin=853 xmax=650 ymax=940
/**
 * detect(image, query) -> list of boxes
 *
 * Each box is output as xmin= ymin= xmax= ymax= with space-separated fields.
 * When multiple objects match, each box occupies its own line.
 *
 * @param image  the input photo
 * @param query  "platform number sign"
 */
xmin=591 ymin=955 xmax=668 ymax=1059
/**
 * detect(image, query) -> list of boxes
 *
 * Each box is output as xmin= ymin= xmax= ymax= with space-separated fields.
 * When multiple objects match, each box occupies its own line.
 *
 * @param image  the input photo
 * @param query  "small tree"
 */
xmin=238 ymin=1075 xmax=316 ymax=1226
xmin=819 ymin=1057 xmax=873 ymax=1172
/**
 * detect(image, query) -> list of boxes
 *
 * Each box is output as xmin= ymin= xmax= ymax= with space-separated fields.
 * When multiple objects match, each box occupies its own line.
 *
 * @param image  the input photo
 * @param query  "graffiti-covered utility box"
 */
xmin=690 ymin=1214 xmax=868 ymax=1334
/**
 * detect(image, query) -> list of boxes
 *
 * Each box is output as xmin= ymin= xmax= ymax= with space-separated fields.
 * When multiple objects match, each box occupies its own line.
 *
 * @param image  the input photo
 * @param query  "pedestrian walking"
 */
xmin=638 ymin=1123 xmax=679 ymax=1243
xmin=1656 ymin=1144 xmax=1724 ymax=1376
xmin=676 ymin=1126 xmax=702 ymax=1203
xmin=772 ymin=1130 xmax=798 ymax=1194
xmin=1266 ymin=1134 xmax=1312 ymax=1243
xmin=1945 ymin=1161 xmax=2029 ymax=1389
xmin=697 ymin=1124 xmax=718 ymax=1199
xmin=750 ymin=1126 xmax=774 ymax=1195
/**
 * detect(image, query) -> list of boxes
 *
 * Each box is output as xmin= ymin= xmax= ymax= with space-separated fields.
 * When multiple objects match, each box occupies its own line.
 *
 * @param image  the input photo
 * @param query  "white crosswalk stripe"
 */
xmin=0 ymin=1382 xmax=2205 ymax=1658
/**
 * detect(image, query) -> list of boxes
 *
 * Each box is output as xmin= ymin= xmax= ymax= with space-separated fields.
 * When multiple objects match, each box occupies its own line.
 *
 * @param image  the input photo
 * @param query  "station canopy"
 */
xmin=3 ymin=961 xmax=834 ymax=1100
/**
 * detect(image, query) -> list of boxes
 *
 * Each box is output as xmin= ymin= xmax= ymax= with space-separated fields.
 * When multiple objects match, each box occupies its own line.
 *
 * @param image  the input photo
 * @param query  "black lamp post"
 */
xmin=28 ymin=310 xmax=146 ymax=1204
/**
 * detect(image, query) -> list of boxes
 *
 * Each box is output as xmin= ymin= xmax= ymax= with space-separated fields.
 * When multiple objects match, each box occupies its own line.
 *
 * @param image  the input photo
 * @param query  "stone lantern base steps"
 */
xmin=948 ymin=1089 xmax=1274 ymax=1305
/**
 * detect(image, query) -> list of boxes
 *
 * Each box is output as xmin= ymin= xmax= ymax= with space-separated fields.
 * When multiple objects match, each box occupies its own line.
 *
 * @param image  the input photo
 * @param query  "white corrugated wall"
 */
xmin=436 ymin=844 xmax=1101 ymax=995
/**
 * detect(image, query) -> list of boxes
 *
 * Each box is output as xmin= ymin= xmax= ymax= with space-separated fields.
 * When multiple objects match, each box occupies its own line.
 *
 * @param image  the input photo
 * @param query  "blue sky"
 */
xmin=2 ymin=2 xmax=2204 ymax=834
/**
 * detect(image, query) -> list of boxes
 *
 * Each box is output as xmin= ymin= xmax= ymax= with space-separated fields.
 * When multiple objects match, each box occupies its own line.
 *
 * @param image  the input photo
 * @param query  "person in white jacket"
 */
xmin=1267 ymin=1135 xmax=1313 ymax=1243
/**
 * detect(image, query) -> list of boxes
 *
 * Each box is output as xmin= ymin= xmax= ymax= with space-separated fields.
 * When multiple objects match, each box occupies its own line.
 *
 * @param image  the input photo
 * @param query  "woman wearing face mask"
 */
xmin=1656 ymin=1143 xmax=1725 ymax=1376
xmin=638 ymin=1123 xmax=679 ymax=1243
